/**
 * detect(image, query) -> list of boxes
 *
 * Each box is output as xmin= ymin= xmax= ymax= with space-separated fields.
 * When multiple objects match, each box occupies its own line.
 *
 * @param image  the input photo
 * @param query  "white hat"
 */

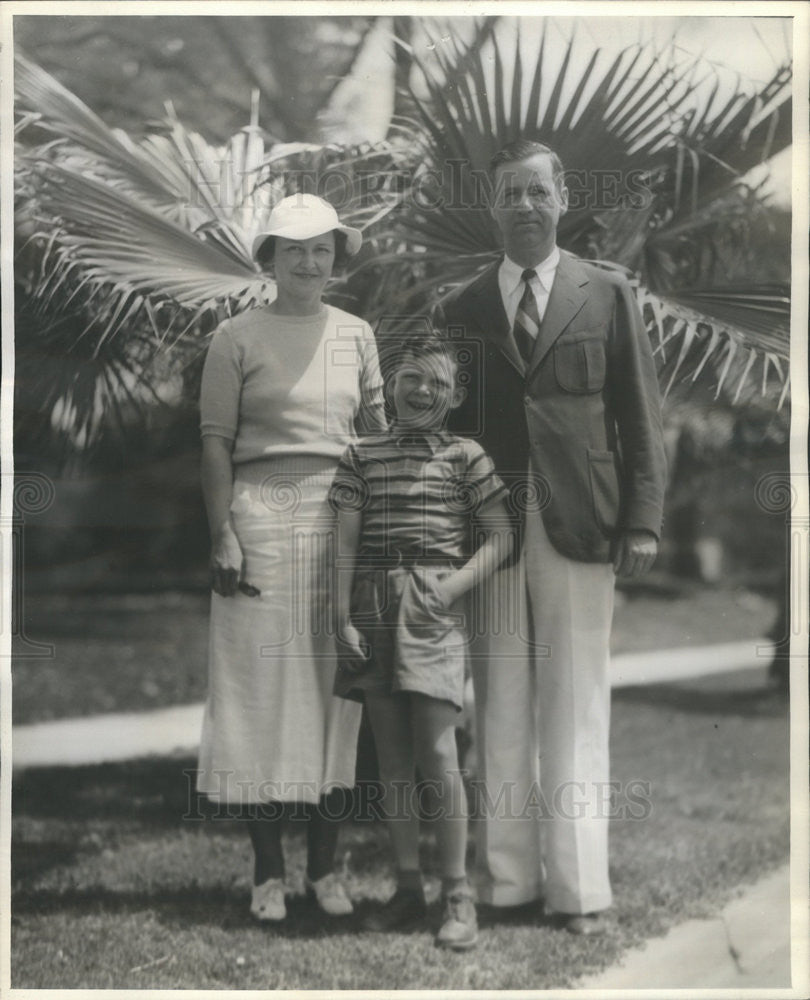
xmin=251 ymin=194 xmax=362 ymax=261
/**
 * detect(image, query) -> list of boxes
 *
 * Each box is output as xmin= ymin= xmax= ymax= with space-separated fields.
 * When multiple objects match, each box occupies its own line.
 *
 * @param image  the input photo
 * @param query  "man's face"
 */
xmin=390 ymin=352 xmax=464 ymax=430
xmin=490 ymin=153 xmax=568 ymax=266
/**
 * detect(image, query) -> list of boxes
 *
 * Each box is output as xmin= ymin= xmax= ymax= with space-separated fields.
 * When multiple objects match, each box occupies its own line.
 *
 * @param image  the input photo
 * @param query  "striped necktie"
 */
xmin=513 ymin=268 xmax=540 ymax=366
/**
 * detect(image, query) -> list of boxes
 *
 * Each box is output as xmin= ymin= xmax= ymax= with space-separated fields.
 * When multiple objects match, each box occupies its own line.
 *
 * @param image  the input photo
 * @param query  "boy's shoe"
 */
xmin=250 ymin=877 xmax=287 ymax=922
xmin=435 ymin=888 xmax=478 ymax=951
xmin=305 ymin=872 xmax=354 ymax=916
xmin=362 ymin=887 xmax=427 ymax=932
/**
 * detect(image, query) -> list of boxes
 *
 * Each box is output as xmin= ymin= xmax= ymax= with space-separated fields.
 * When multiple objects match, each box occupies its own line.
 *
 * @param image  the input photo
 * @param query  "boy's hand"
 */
xmin=430 ymin=570 xmax=468 ymax=611
xmin=337 ymin=620 xmax=369 ymax=662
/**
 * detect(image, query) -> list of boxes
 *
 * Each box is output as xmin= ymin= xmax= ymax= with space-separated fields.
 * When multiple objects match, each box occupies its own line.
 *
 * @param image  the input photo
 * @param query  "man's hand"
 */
xmin=210 ymin=523 xmax=244 ymax=596
xmin=613 ymin=530 xmax=658 ymax=578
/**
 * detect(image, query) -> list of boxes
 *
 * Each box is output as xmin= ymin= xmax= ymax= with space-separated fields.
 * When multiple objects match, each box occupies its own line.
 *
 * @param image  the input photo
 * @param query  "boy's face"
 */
xmin=390 ymin=351 xmax=465 ymax=430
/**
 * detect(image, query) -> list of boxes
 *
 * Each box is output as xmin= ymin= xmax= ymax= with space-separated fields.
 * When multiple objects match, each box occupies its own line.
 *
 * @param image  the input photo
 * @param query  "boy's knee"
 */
xmin=416 ymin=731 xmax=459 ymax=781
xmin=375 ymin=742 xmax=415 ymax=785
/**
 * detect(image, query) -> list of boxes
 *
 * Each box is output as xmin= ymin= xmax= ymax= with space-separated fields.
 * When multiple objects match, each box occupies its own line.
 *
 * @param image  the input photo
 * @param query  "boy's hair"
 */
xmin=394 ymin=333 xmax=460 ymax=376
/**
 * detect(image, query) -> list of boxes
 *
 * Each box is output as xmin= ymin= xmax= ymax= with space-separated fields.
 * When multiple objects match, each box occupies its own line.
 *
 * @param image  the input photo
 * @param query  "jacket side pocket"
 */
xmin=588 ymin=449 xmax=620 ymax=535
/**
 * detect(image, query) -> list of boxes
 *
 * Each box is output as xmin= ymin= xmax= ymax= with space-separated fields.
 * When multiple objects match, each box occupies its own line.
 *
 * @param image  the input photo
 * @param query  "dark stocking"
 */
xmin=245 ymin=805 xmax=285 ymax=885
xmin=305 ymin=788 xmax=347 ymax=882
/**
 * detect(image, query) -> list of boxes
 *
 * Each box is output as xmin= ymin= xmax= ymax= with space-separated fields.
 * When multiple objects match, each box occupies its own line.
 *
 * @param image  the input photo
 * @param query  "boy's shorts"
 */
xmin=334 ymin=564 xmax=468 ymax=711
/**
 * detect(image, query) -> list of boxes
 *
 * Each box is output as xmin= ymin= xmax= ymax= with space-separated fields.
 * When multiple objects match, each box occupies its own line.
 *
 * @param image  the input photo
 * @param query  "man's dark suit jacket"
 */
xmin=439 ymin=251 xmax=667 ymax=564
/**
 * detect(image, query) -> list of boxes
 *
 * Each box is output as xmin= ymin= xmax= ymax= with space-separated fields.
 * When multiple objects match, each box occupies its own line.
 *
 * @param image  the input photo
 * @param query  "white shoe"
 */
xmin=305 ymin=872 xmax=353 ymax=916
xmin=250 ymin=877 xmax=286 ymax=922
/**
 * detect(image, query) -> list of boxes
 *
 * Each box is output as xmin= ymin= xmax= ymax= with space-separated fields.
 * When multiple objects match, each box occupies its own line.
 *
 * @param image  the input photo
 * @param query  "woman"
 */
xmin=196 ymin=194 xmax=385 ymax=922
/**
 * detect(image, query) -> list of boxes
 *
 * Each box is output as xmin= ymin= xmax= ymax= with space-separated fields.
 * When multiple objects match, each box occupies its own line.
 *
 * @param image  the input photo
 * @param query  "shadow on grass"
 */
xmin=13 ymin=758 xmax=203 ymax=824
xmin=14 ymin=758 xmax=377 ymax=821
xmin=614 ymin=676 xmax=789 ymax=718
xmin=11 ymin=885 xmax=378 ymax=937
xmin=12 ymin=842 xmax=84 ymax=884
xmin=12 ymin=883 xmax=502 ymax=940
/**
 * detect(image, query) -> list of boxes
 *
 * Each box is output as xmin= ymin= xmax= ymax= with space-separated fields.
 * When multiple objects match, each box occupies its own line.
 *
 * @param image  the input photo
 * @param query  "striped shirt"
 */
xmin=329 ymin=426 xmax=507 ymax=562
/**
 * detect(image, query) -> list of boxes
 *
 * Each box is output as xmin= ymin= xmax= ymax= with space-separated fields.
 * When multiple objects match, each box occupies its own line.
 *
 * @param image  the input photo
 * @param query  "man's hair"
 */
xmin=490 ymin=139 xmax=565 ymax=186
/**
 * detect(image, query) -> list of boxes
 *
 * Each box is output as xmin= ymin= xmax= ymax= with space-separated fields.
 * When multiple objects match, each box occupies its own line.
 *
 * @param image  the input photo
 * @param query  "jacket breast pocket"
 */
xmin=554 ymin=337 xmax=606 ymax=393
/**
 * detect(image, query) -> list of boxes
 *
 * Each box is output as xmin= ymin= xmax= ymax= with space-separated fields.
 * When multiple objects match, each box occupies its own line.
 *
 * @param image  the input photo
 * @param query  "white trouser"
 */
xmin=470 ymin=503 xmax=615 ymax=913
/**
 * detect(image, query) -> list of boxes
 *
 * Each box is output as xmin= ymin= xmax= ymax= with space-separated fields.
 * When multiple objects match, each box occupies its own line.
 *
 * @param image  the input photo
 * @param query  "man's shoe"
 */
xmin=435 ymin=889 xmax=478 ymax=951
xmin=250 ymin=877 xmax=286 ymax=922
xmin=305 ymin=872 xmax=354 ymax=916
xmin=565 ymin=911 xmax=610 ymax=936
xmin=362 ymin=887 xmax=427 ymax=932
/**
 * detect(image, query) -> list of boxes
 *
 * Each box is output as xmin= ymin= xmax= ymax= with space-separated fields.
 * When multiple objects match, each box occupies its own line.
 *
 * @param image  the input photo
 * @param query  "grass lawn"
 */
xmin=11 ymin=668 xmax=789 ymax=990
xmin=12 ymin=581 xmax=778 ymax=724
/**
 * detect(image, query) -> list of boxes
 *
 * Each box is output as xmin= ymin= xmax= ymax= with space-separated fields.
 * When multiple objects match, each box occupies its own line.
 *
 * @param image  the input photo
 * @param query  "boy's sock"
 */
xmin=363 ymin=867 xmax=427 ymax=932
xmin=397 ymin=868 xmax=424 ymax=893
xmin=441 ymin=874 xmax=469 ymax=898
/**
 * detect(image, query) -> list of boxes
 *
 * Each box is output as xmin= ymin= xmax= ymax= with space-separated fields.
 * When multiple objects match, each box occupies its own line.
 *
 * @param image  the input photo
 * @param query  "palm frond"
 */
xmin=23 ymin=160 xmax=267 ymax=341
xmin=16 ymin=55 xmax=408 ymax=355
xmin=15 ymin=52 xmax=184 ymax=208
xmin=382 ymin=21 xmax=791 ymax=401
xmin=641 ymin=284 xmax=790 ymax=404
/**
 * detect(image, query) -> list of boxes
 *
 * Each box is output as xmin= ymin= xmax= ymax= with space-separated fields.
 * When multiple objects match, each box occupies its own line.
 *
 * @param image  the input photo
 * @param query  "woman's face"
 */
xmin=271 ymin=231 xmax=336 ymax=306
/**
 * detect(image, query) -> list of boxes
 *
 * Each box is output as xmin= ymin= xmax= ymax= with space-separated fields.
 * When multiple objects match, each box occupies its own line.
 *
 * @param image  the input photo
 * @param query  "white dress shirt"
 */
xmin=498 ymin=246 xmax=561 ymax=335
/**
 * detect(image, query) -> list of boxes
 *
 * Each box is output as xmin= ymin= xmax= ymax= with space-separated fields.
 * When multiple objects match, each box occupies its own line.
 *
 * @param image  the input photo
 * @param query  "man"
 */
xmin=438 ymin=139 xmax=666 ymax=934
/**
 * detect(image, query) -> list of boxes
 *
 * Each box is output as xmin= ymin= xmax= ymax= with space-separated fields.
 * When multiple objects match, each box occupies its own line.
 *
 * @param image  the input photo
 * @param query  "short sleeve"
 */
xmin=200 ymin=324 xmax=241 ymax=441
xmin=328 ymin=443 xmax=370 ymax=513
xmin=462 ymin=440 xmax=508 ymax=512
xmin=355 ymin=325 xmax=386 ymax=434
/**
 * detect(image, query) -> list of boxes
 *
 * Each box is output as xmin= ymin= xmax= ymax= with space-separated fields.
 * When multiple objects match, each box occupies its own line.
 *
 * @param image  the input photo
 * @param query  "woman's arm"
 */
xmin=334 ymin=507 xmax=366 ymax=656
xmin=201 ymin=435 xmax=243 ymax=596
xmin=355 ymin=326 xmax=387 ymax=433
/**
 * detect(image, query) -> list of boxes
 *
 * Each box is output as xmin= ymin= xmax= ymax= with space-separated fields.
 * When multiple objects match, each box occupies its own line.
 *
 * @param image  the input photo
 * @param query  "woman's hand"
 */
xmin=210 ymin=522 xmax=244 ymax=597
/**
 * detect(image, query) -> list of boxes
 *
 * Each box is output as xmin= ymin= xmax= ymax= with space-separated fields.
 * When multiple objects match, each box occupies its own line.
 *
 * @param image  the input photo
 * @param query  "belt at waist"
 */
xmin=355 ymin=550 xmax=464 ymax=570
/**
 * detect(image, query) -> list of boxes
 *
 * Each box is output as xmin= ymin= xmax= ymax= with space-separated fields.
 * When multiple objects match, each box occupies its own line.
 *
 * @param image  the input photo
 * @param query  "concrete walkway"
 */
xmin=12 ymin=638 xmax=775 ymax=769
xmin=577 ymin=865 xmax=797 ymax=990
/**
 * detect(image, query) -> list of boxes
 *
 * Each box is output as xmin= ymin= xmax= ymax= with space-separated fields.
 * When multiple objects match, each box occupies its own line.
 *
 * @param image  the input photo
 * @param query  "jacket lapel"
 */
xmin=526 ymin=253 xmax=589 ymax=380
xmin=466 ymin=263 xmax=524 ymax=377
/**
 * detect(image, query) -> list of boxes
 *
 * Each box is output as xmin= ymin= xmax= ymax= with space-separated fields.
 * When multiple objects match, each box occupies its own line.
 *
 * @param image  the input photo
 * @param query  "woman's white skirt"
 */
xmin=196 ymin=455 xmax=361 ymax=804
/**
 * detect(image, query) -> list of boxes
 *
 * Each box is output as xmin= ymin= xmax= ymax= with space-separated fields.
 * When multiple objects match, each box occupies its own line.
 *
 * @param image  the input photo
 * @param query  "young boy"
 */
xmin=328 ymin=335 xmax=511 ymax=951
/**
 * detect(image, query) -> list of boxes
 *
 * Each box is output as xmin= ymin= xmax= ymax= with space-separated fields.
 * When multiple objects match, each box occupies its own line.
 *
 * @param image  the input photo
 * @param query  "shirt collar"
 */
xmin=390 ymin=421 xmax=451 ymax=454
xmin=501 ymin=245 xmax=560 ymax=295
